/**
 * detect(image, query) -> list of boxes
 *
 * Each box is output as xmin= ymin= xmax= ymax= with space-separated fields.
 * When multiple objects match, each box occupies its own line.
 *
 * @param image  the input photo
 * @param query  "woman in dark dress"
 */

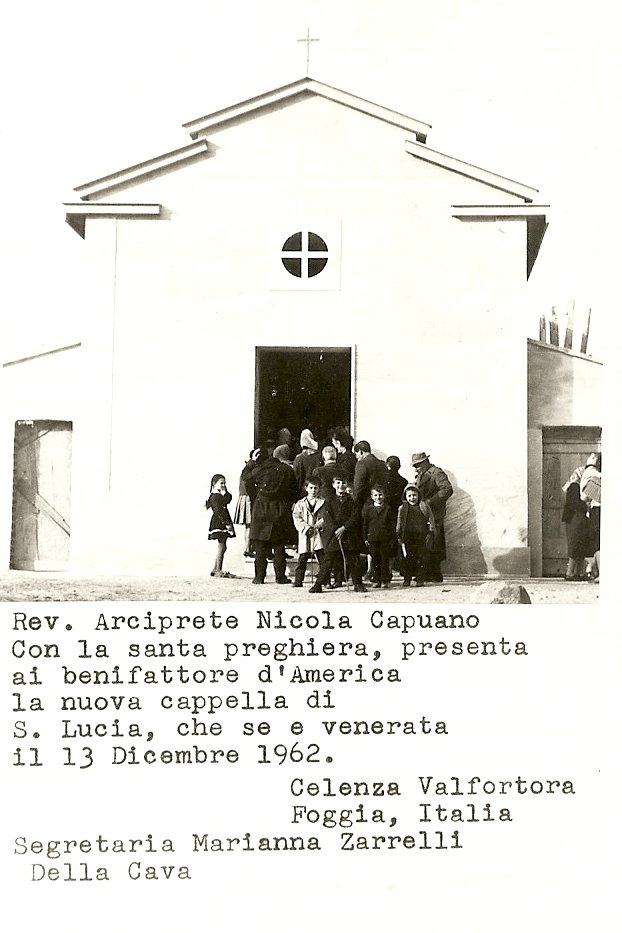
xmin=561 ymin=481 xmax=591 ymax=581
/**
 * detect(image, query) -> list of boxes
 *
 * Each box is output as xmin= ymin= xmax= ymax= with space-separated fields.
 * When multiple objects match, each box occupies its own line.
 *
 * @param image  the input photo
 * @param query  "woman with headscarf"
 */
xmin=580 ymin=452 xmax=601 ymax=581
xmin=236 ymin=448 xmax=268 ymax=557
xmin=293 ymin=428 xmax=321 ymax=496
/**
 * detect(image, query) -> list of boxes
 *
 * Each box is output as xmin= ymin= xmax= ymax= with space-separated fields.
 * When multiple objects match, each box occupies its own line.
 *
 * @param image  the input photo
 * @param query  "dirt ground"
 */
xmin=0 ymin=569 xmax=599 ymax=603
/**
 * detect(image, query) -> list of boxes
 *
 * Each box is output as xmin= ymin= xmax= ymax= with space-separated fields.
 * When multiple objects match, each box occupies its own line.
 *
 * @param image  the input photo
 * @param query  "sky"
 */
xmin=1 ymin=0 xmax=615 ymax=358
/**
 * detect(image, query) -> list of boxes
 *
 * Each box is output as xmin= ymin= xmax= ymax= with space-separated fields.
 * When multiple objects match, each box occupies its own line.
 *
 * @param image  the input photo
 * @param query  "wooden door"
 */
xmin=542 ymin=426 xmax=601 ymax=576
xmin=10 ymin=421 xmax=72 ymax=570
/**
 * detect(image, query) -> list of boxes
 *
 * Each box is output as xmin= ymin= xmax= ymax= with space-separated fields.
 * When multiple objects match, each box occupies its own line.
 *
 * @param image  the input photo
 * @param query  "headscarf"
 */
xmin=300 ymin=428 xmax=318 ymax=451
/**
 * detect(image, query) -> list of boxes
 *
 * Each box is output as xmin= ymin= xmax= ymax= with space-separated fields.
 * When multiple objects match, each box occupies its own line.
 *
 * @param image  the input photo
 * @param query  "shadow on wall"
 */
xmin=491 ymin=548 xmax=530 ymax=576
xmin=444 ymin=471 xmax=487 ymax=574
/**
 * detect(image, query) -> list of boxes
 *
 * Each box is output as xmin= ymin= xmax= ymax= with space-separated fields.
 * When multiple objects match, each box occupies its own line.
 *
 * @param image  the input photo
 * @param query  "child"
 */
xmin=561 ymin=481 xmax=591 ymax=581
xmin=361 ymin=485 xmax=398 ymax=588
xmin=292 ymin=478 xmax=325 ymax=587
xmin=205 ymin=474 xmax=237 ymax=578
xmin=311 ymin=474 xmax=366 ymax=593
xmin=396 ymin=484 xmax=434 ymax=587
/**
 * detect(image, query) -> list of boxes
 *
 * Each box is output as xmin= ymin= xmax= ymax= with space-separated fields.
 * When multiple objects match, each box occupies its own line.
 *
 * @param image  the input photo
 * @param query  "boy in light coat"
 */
xmin=292 ymin=478 xmax=325 ymax=587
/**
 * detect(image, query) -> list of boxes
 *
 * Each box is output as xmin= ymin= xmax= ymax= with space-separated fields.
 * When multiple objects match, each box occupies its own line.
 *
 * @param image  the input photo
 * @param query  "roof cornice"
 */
xmin=451 ymin=204 xmax=549 ymax=279
xmin=451 ymin=204 xmax=548 ymax=217
xmin=63 ymin=203 xmax=163 ymax=237
xmin=182 ymin=76 xmax=431 ymax=142
xmin=74 ymin=140 xmax=209 ymax=200
xmin=406 ymin=139 xmax=538 ymax=201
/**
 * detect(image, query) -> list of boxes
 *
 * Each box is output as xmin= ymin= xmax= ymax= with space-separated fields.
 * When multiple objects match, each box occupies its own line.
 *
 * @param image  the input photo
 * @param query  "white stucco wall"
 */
xmin=2 ymin=94 xmax=534 ymax=574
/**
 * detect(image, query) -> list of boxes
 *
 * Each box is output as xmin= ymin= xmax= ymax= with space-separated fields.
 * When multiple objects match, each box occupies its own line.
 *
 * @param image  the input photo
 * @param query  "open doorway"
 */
xmin=10 ymin=420 xmax=73 ymax=570
xmin=255 ymin=347 xmax=352 ymax=449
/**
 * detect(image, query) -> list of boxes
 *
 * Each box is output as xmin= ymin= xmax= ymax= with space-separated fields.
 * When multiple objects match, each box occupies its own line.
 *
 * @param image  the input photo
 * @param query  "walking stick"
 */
xmin=308 ymin=520 xmax=315 ymax=585
xmin=338 ymin=537 xmax=351 ymax=593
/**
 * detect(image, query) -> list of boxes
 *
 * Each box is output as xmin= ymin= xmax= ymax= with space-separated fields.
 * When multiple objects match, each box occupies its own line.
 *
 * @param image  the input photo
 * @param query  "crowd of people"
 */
xmin=205 ymin=427 xmax=454 ymax=591
xmin=206 ymin=433 xmax=602 ymax=587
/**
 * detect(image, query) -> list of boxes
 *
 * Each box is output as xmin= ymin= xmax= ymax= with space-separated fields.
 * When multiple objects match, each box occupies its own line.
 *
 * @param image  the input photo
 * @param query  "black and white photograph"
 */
xmin=0 ymin=5 xmax=605 ymax=605
xmin=0 ymin=2 xmax=616 ymax=932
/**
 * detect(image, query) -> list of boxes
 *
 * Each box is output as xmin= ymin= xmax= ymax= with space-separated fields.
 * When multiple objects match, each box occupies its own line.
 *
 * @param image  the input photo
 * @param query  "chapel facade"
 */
xmin=2 ymin=77 xmax=560 ymax=576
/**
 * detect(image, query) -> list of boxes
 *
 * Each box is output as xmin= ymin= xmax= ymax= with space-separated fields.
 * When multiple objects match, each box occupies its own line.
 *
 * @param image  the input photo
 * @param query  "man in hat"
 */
xmin=411 ymin=452 xmax=453 ymax=582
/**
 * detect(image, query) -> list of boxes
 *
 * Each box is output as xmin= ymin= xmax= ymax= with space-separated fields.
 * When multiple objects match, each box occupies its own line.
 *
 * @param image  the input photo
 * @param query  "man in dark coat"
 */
xmin=312 ymin=446 xmax=342 ymax=499
xmin=249 ymin=445 xmax=298 ymax=584
xmin=331 ymin=428 xmax=357 ymax=483
xmin=411 ymin=452 xmax=453 ymax=582
xmin=352 ymin=441 xmax=390 ymax=509
xmin=385 ymin=455 xmax=408 ymax=518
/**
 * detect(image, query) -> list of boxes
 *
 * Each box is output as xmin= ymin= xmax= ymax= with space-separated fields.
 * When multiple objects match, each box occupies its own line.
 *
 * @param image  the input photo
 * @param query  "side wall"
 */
xmin=527 ymin=339 xmax=603 ymax=575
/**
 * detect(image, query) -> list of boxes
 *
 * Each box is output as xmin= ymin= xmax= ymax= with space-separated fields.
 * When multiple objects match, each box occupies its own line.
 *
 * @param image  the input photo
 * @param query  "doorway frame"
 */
xmin=254 ymin=345 xmax=356 ymax=447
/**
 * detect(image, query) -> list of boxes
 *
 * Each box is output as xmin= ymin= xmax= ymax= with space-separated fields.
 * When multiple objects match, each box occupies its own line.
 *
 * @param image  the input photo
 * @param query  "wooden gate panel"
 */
xmin=10 ymin=421 xmax=73 ymax=570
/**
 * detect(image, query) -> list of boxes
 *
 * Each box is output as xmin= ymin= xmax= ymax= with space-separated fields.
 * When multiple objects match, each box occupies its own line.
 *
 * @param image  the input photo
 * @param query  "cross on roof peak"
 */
xmin=296 ymin=27 xmax=319 ymax=75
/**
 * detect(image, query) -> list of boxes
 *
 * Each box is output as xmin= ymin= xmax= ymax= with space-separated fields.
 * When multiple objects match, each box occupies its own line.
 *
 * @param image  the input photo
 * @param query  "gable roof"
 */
xmin=182 ymin=76 xmax=431 ymax=142
xmin=69 ymin=76 xmax=540 ymax=216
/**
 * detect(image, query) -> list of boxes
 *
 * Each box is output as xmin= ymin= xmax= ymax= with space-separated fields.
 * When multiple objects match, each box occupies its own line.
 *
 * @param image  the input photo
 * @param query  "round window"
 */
xmin=281 ymin=231 xmax=328 ymax=278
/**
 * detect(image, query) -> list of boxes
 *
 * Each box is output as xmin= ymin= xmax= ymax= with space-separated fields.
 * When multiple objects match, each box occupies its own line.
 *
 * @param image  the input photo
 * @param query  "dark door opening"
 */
xmin=255 ymin=347 xmax=352 ymax=449
xmin=10 ymin=420 xmax=73 ymax=570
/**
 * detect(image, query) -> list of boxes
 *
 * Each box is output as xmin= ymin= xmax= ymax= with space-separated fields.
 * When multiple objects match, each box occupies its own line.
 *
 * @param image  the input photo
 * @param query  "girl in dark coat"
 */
xmin=561 ymin=481 xmax=591 ymax=580
xmin=361 ymin=485 xmax=398 ymax=588
xmin=396 ymin=484 xmax=435 ymax=587
xmin=205 ymin=474 xmax=236 ymax=578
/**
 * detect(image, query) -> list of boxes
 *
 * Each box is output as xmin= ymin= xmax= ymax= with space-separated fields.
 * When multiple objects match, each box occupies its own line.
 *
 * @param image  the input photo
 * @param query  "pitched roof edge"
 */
xmin=407 ymin=140 xmax=538 ymax=201
xmin=74 ymin=140 xmax=209 ymax=200
xmin=3 ymin=342 xmax=82 ymax=368
xmin=183 ymin=76 xmax=431 ymax=142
